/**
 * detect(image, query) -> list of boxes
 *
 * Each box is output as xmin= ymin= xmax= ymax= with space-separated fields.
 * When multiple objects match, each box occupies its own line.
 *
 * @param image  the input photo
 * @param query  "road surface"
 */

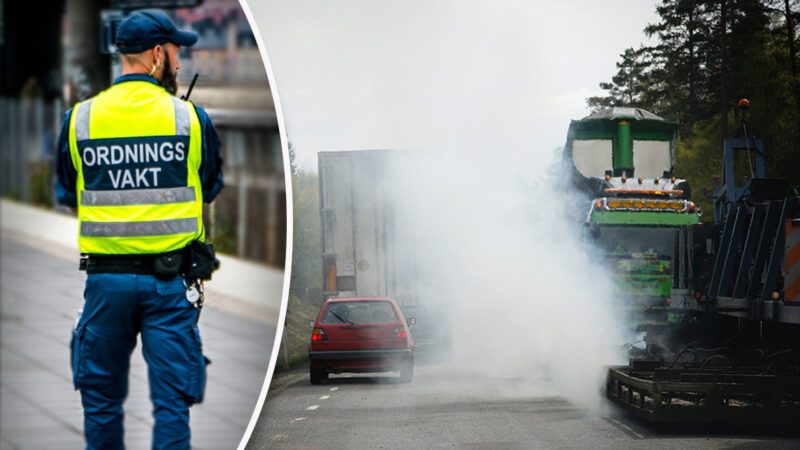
xmin=0 ymin=201 xmax=282 ymax=449
xmin=250 ymin=364 xmax=800 ymax=449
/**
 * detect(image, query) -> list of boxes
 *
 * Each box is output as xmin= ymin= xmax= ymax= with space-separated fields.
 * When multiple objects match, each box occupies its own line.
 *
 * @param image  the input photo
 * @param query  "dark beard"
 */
xmin=159 ymin=57 xmax=179 ymax=95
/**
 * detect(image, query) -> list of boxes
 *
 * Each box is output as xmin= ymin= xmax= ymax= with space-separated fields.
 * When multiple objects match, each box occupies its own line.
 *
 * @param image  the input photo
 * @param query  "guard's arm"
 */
xmin=54 ymin=108 xmax=78 ymax=210
xmin=194 ymin=105 xmax=224 ymax=203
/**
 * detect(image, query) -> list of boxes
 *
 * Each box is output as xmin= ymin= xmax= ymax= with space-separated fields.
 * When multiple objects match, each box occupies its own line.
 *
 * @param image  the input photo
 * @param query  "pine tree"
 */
xmin=587 ymin=0 xmax=800 ymax=202
xmin=587 ymin=47 xmax=652 ymax=110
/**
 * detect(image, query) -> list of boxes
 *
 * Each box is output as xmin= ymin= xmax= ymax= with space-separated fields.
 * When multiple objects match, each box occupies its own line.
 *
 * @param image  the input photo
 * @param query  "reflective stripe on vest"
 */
xmin=172 ymin=98 xmax=191 ymax=135
xmin=81 ymin=218 xmax=198 ymax=237
xmin=75 ymin=99 xmax=92 ymax=141
xmin=80 ymin=186 xmax=196 ymax=206
xmin=69 ymin=80 xmax=204 ymax=255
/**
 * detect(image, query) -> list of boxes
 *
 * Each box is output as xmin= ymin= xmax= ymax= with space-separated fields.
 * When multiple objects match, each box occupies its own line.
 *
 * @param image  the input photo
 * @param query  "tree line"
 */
xmin=589 ymin=0 xmax=800 ymax=210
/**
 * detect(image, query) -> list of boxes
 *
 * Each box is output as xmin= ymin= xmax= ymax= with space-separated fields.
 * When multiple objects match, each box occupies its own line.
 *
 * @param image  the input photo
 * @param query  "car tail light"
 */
xmin=311 ymin=327 xmax=327 ymax=341
xmin=392 ymin=326 xmax=407 ymax=339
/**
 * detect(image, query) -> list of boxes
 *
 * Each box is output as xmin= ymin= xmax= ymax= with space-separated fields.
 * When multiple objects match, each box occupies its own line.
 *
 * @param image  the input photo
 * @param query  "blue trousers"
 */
xmin=71 ymin=274 xmax=207 ymax=450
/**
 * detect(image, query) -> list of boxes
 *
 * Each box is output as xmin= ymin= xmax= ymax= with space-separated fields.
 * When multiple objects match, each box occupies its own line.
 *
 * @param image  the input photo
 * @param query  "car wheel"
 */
xmin=310 ymin=368 xmax=328 ymax=385
xmin=399 ymin=360 xmax=414 ymax=383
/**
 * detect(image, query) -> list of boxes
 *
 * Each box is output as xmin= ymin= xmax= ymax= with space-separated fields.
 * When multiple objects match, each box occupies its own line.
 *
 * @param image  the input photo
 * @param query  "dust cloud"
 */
xmin=254 ymin=0 xmax=646 ymax=411
xmin=383 ymin=145 xmax=627 ymax=411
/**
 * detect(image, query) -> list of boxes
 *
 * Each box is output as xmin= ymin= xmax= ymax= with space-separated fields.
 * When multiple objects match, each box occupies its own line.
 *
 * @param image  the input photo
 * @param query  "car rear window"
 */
xmin=321 ymin=301 xmax=398 ymax=324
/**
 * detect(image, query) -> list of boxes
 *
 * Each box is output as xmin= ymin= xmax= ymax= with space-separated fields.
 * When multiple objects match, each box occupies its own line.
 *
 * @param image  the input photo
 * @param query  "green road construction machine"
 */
xmin=566 ymin=108 xmax=700 ymax=337
xmin=566 ymin=105 xmax=800 ymax=424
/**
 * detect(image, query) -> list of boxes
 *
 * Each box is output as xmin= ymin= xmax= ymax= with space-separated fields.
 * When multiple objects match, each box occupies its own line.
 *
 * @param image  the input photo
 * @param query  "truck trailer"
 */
xmin=317 ymin=150 xmax=453 ymax=359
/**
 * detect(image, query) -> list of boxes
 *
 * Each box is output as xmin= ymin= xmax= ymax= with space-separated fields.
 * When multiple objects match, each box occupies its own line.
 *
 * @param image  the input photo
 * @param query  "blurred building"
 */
xmin=0 ymin=0 xmax=285 ymax=267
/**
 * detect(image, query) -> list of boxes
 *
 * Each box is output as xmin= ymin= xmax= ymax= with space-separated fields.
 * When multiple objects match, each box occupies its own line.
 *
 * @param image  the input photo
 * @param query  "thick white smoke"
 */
xmin=386 ymin=147 xmax=626 ymax=411
xmin=250 ymin=0 xmax=653 ymax=411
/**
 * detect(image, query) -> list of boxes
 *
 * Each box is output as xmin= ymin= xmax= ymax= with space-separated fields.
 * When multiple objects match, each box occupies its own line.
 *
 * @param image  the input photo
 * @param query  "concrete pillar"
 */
xmin=63 ymin=0 xmax=110 ymax=105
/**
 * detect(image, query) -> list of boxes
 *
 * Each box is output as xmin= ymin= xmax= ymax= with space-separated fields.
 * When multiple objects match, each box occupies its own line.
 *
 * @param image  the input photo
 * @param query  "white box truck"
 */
xmin=318 ymin=150 xmax=452 ymax=360
xmin=318 ymin=150 xmax=420 ymax=303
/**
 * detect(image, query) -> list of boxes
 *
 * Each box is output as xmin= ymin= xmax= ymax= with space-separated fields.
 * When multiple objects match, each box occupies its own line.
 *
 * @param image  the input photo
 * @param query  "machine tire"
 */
xmin=310 ymin=368 xmax=327 ymax=385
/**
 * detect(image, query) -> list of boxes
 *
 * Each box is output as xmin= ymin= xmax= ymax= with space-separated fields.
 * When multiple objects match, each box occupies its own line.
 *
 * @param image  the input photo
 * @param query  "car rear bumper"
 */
xmin=310 ymin=348 xmax=412 ymax=361
xmin=309 ymin=349 xmax=412 ymax=372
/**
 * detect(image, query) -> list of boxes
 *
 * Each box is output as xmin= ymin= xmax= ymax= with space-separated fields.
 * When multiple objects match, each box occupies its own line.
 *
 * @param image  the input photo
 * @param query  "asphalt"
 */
xmin=249 ymin=364 xmax=800 ymax=449
xmin=265 ymin=369 xmax=308 ymax=399
xmin=0 ymin=201 xmax=282 ymax=449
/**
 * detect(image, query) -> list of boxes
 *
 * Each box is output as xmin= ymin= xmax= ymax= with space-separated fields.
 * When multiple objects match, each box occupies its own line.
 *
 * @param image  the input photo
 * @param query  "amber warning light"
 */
xmin=594 ymin=198 xmax=695 ymax=213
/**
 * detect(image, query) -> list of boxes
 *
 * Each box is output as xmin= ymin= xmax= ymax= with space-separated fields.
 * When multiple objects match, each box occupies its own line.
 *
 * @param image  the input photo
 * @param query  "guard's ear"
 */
xmin=152 ymin=44 xmax=164 ymax=66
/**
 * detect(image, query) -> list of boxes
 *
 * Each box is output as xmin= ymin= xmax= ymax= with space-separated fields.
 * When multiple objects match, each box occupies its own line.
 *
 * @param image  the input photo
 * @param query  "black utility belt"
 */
xmin=82 ymin=254 xmax=163 ymax=275
xmin=80 ymin=241 xmax=219 ymax=280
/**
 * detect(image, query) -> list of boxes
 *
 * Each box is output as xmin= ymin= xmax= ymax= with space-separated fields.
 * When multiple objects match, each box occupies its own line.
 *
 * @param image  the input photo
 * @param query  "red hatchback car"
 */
xmin=308 ymin=297 xmax=415 ymax=384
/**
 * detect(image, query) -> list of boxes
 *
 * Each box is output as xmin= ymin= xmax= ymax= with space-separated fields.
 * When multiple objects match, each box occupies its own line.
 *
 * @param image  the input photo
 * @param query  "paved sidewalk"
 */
xmin=0 ymin=201 xmax=283 ymax=449
xmin=0 ymin=200 xmax=285 ymax=323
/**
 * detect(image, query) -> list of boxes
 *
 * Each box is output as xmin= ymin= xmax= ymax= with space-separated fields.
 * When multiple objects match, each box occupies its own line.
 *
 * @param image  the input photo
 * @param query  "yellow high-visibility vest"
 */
xmin=68 ymin=80 xmax=204 ymax=254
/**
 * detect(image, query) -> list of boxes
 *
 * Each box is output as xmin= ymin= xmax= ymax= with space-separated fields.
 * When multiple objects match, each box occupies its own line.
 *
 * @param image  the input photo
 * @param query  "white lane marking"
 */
xmin=290 ymin=417 xmax=307 ymax=424
xmin=319 ymin=395 xmax=330 ymax=400
xmin=608 ymin=418 xmax=645 ymax=439
xmin=270 ymin=433 xmax=289 ymax=442
xmin=306 ymin=405 xmax=319 ymax=411
xmin=329 ymin=387 xmax=339 ymax=391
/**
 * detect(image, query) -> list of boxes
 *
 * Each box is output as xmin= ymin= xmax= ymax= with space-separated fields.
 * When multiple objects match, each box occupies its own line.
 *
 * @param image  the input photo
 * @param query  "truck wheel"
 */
xmin=399 ymin=361 xmax=414 ymax=383
xmin=310 ymin=368 xmax=327 ymax=385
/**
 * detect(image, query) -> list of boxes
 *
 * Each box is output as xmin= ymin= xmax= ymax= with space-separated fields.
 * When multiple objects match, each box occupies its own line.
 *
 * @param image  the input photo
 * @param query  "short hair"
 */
xmin=121 ymin=51 xmax=149 ymax=66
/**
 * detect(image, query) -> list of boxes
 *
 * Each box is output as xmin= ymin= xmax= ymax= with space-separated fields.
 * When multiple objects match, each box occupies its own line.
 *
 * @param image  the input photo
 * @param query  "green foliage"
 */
xmin=210 ymin=211 xmax=237 ymax=255
xmin=288 ymin=141 xmax=298 ymax=177
xmin=587 ymin=47 xmax=652 ymax=109
xmin=289 ymin=169 xmax=323 ymax=303
xmin=675 ymin=119 xmax=723 ymax=222
xmin=273 ymin=166 xmax=327 ymax=371
xmin=590 ymin=0 xmax=800 ymax=200
xmin=29 ymin=162 xmax=54 ymax=207
xmin=274 ymin=293 xmax=320 ymax=372
xmin=642 ymin=0 xmax=717 ymax=123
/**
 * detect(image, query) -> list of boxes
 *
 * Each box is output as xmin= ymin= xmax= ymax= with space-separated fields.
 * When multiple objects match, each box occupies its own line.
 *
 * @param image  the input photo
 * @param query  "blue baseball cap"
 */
xmin=115 ymin=9 xmax=198 ymax=54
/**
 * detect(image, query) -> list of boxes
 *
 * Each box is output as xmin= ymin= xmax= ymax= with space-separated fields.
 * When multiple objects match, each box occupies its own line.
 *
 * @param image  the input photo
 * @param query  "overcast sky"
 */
xmin=246 ymin=0 xmax=659 ymax=171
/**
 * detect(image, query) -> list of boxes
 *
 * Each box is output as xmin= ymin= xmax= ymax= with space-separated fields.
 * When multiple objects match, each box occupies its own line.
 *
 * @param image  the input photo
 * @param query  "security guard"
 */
xmin=55 ymin=10 xmax=223 ymax=450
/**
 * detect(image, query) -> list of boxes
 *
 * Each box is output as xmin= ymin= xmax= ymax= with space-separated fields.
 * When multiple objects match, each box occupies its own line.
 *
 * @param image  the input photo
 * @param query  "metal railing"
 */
xmin=0 ymin=98 xmax=286 ymax=267
xmin=0 ymin=97 xmax=63 ymax=203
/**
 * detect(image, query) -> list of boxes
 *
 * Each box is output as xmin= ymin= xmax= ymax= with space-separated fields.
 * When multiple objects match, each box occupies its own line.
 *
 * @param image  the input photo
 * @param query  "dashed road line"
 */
xmin=330 ymin=387 xmax=339 ymax=391
xmin=306 ymin=405 xmax=319 ymax=411
xmin=270 ymin=433 xmax=289 ymax=442
xmin=319 ymin=395 xmax=330 ymax=400
xmin=606 ymin=417 xmax=645 ymax=439
xmin=290 ymin=417 xmax=307 ymax=424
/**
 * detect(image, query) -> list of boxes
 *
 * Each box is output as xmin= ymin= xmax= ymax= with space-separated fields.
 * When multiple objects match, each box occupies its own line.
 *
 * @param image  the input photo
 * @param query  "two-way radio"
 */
xmin=181 ymin=73 xmax=199 ymax=101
